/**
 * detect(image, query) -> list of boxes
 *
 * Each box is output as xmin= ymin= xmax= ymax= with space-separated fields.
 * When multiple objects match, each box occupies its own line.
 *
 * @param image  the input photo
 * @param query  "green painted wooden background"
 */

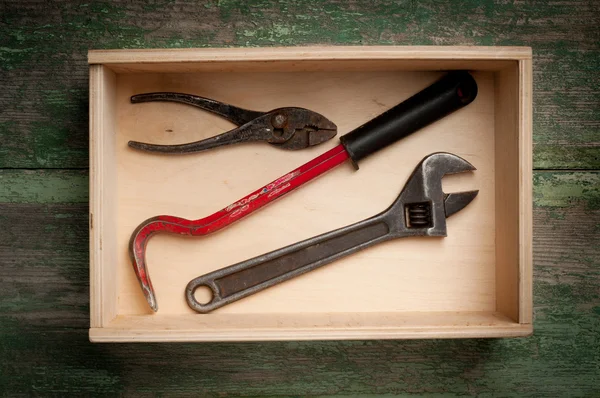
xmin=1 ymin=0 xmax=598 ymax=396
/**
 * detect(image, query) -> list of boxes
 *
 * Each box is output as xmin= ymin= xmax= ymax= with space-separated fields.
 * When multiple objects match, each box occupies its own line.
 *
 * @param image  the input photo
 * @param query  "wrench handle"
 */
xmin=186 ymin=214 xmax=392 ymax=313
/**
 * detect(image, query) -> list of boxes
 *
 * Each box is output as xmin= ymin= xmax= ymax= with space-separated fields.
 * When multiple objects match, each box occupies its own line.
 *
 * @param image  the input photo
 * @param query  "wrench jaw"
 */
xmin=444 ymin=190 xmax=479 ymax=218
xmin=390 ymin=152 xmax=478 ymax=238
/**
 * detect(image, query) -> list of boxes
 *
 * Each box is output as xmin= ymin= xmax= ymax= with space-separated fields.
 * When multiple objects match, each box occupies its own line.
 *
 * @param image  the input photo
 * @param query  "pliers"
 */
xmin=127 ymin=92 xmax=338 ymax=154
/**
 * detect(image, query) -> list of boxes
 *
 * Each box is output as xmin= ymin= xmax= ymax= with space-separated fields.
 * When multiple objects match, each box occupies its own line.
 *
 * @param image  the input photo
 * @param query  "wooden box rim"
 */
xmin=89 ymin=46 xmax=533 ymax=342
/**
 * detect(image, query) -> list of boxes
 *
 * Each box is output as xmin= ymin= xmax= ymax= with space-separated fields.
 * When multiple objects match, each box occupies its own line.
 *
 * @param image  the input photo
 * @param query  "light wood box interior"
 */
xmin=89 ymin=47 xmax=532 ymax=342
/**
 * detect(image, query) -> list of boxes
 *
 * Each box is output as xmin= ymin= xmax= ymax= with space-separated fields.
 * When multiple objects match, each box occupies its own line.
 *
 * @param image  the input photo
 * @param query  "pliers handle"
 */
xmin=127 ymin=92 xmax=337 ymax=154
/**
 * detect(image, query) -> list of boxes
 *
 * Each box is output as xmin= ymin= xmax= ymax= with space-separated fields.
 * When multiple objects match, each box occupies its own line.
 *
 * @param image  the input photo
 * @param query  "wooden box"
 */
xmin=89 ymin=46 xmax=532 ymax=342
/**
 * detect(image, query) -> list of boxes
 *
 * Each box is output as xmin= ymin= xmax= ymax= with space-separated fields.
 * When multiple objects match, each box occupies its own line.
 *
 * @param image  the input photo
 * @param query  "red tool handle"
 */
xmin=130 ymin=145 xmax=349 ymax=311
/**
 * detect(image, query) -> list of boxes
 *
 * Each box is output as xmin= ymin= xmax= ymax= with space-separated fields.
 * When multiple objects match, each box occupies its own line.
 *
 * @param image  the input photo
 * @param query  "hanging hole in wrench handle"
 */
xmin=185 ymin=215 xmax=393 ymax=313
xmin=186 ymin=280 xmax=220 ymax=312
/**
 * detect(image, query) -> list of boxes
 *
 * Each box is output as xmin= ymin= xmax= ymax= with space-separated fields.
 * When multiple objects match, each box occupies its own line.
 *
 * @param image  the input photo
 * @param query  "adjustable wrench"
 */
xmin=186 ymin=152 xmax=479 ymax=313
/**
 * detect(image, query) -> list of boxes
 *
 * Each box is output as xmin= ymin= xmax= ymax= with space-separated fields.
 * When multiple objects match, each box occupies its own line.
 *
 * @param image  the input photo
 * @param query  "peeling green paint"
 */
xmin=534 ymin=172 xmax=600 ymax=210
xmin=535 ymin=145 xmax=600 ymax=170
xmin=0 ymin=170 xmax=88 ymax=203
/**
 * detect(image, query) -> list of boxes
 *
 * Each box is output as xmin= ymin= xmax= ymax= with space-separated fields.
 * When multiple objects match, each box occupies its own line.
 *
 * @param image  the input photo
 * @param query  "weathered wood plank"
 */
xmin=0 ymin=0 xmax=598 ymax=169
xmin=1 ymin=0 xmax=598 ymax=395
xmin=0 ymin=170 xmax=598 ymax=395
xmin=0 ymin=169 xmax=87 ymax=203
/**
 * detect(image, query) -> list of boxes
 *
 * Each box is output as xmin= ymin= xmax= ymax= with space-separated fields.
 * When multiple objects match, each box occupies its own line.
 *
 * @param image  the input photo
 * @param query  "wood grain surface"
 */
xmin=1 ymin=0 xmax=598 ymax=396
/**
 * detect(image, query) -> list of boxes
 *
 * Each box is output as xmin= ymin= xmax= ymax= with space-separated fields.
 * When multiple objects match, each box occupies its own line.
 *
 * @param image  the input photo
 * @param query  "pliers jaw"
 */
xmin=264 ymin=107 xmax=337 ymax=150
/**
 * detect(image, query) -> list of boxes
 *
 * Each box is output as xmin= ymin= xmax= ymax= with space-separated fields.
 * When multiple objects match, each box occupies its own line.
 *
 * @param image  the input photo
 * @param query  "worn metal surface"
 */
xmin=127 ymin=92 xmax=337 ymax=153
xmin=186 ymin=153 xmax=478 ymax=313
xmin=0 ymin=0 xmax=599 ymax=396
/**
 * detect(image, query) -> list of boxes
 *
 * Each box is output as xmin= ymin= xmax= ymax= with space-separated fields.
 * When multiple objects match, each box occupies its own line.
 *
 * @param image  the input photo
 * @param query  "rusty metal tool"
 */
xmin=127 ymin=92 xmax=337 ymax=153
xmin=130 ymin=71 xmax=478 ymax=311
xmin=186 ymin=152 xmax=479 ymax=313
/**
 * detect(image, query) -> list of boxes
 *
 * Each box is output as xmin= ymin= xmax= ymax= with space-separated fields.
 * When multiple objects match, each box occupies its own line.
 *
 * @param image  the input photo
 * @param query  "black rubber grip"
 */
xmin=339 ymin=71 xmax=478 ymax=168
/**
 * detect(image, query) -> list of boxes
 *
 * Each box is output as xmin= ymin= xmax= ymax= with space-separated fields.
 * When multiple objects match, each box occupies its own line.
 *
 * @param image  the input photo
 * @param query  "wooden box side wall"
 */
xmin=88 ymin=46 xmax=533 ymax=73
xmin=94 ymin=312 xmax=529 ymax=342
xmin=102 ymin=59 xmax=517 ymax=74
xmin=90 ymin=65 xmax=119 ymax=327
xmin=518 ymin=58 xmax=533 ymax=324
xmin=493 ymin=59 xmax=533 ymax=325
